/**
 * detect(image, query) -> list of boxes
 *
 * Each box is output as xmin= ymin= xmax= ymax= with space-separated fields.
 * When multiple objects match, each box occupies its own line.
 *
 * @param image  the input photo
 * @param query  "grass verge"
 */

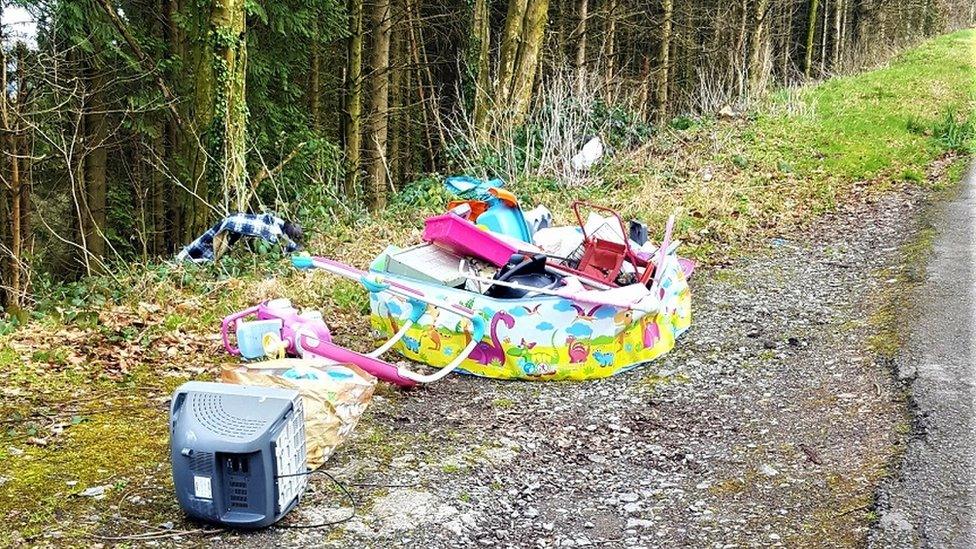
xmin=503 ymin=29 xmax=975 ymax=261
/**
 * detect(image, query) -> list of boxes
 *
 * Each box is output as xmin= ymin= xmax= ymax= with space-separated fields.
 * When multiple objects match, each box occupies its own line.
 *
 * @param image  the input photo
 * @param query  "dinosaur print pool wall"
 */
xmin=368 ymin=251 xmax=692 ymax=381
xmin=469 ymin=311 xmax=515 ymax=365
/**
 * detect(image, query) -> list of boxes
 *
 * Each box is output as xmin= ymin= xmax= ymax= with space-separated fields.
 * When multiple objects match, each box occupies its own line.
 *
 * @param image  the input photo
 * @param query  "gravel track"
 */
xmin=214 ymin=186 xmax=925 ymax=548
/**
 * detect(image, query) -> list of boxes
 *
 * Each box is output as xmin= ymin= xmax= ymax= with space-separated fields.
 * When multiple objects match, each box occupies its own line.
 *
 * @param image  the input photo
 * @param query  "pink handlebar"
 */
xmin=293 ymin=333 xmax=418 ymax=386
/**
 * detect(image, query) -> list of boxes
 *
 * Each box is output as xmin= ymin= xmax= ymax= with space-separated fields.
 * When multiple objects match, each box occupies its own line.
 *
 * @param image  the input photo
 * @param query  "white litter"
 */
xmin=571 ymin=136 xmax=604 ymax=171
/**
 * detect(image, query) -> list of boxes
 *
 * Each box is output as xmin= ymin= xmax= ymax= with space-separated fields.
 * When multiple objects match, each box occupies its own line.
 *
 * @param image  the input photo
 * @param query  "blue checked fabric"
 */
xmin=176 ymin=213 xmax=299 ymax=262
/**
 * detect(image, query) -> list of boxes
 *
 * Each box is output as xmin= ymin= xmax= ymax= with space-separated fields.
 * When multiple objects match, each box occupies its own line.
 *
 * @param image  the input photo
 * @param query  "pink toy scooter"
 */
xmin=222 ymin=299 xmax=409 ymax=387
xmin=222 ymin=299 xmax=333 ymax=358
xmin=222 ymin=279 xmax=484 ymax=387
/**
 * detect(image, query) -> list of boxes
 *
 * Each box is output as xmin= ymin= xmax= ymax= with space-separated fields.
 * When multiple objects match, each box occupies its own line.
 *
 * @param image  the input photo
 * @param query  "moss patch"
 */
xmin=866 ymin=218 xmax=938 ymax=359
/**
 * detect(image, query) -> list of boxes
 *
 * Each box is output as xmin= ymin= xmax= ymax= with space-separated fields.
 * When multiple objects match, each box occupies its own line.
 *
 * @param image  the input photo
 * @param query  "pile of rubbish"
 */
xmin=222 ymin=175 xmax=694 ymax=386
xmin=167 ymin=175 xmax=695 ymax=529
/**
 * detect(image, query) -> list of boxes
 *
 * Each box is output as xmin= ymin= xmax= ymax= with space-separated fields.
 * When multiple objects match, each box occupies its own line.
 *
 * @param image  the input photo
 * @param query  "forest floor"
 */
xmin=0 ymin=30 xmax=973 ymax=547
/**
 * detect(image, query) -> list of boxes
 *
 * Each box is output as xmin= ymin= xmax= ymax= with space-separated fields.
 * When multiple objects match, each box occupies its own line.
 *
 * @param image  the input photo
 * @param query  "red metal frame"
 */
xmin=554 ymin=201 xmax=655 ymax=286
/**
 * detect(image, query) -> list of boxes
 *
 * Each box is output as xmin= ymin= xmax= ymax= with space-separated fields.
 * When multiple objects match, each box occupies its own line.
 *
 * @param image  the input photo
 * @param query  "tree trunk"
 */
xmin=19 ymin=132 xmax=31 ymax=266
xmin=637 ymin=54 xmax=650 ymax=119
xmin=781 ymin=0 xmax=793 ymax=81
xmin=163 ymin=0 xmax=184 ymax=248
xmin=402 ymin=62 xmax=415 ymax=178
xmin=556 ymin=0 xmax=568 ymax=62
xmin=839 ymin=0 xmax=849 ymax=67
xmin=174 ymin=0 xmax=247 ymax=230
xmin=411 ymin=10 xmax=447 ymax=152
xmin=0 ymin=178 xmax=8 ymax=308
xmin=390 ymin=13 xmax=405 ymax=184
xmin=183 ymin=5 xmax=214 ymax=237
xmin=211 ymin=0 xmax=248 ymax=212
xmin=471 ymin=0 xmax=493 ymax=140
xmin=574 ymin=0 xmax=588 ymax=93
xmin=344 ymin=0 xmax=364 ymax=197
xmin=133 ymin=138 xmax=149 ymax=260
xmin=1 ymin=33 xmax=18 ymax=307
xmin=13 ymin=44 xmax=27 ymax=300
xmin=878 ymin=2 xmax=887 ymax=45
xmin=819 ymin=0 xmax=829 ymax=73
xmin=804 ymin=0 xmax=821 ymax=78
xmin=735 ymin=0 xmax=749 ymax=96
xmin=405 ymin=0 xmax=437 ymax=170
xmin=497 ymin=0 xmax=530 ymax=109
xmin=366 ymin=0 xmax=392 ymax=210
xmin=16 ymin=43 xmax=30 ymax=269
xmin=152 ymin=132 xmax=166 ymax=255
xmin=508 ymin=0 xmax=550 ymax=126
xmin=74 ymin=110 xmax=92 ymax=274
xmin=0 ymin=1 xmax=6 ymax=305
xmin=603 ymin=0 xmax=617 ymax=99
xmin=654 ymin=0 xmax=673 ymax=123
xmin=495 ymin=0 xmax=548 ymax=130
xmin=832 ymin=0 xmax=843 ymax=68
xmin=151 ymin=0 xmax=172 ymax=254
xmin=176 ymin=0 xmax=231 ymax=236
xmin=84 ymin=66 xmax=109 ymax=261
xmin=310 ymin=16 xmax=322 ymax=132
xmin=4 ymin=44 xmax=22 ymax=303
xmin=747 ymin=0 xmax=772 ymax=97
xmin=8 ymin=136 xmax=19 ymax=307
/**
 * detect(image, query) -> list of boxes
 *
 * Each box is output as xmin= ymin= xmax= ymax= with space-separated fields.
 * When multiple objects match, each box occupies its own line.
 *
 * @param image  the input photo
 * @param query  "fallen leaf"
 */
xmin=138 ymin=302 xmax=161 ymax=314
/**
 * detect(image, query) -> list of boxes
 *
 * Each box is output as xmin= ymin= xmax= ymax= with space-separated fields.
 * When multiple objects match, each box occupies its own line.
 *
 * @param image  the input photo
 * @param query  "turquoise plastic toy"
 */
xmin=476 ymin=200 xmax=532 ymax=242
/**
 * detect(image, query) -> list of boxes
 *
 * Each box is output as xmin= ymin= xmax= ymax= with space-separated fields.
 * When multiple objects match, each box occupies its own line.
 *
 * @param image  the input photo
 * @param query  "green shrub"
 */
xmin=392 ymin=174 xmax=454 ymax=209
xmin=589 ymin=99 xmax=655 ymax=149
xmin=669 ymin=114 xmax=698 ymax=131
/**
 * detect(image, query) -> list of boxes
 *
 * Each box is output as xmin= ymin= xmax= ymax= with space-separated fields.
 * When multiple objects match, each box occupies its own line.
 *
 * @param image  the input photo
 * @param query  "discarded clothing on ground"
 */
xmin=176 ymin=212 xmax=302 ymax=263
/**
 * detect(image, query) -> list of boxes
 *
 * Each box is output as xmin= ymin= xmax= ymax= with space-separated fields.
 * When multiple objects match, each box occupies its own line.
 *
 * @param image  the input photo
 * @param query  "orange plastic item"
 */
xmin=447 ymin=200 xmax=488 ymax=220
xmin=487 ymin=188 xmax=519 ymax=207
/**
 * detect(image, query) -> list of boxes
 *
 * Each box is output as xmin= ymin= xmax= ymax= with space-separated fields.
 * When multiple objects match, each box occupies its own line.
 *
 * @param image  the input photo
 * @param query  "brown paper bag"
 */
xmin=221 ymin=358 xmax=376 ymax=469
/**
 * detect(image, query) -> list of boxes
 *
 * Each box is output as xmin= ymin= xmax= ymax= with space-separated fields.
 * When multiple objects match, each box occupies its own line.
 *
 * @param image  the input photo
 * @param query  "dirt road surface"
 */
xmin=214 ymin=185 xmax=926 ymax=548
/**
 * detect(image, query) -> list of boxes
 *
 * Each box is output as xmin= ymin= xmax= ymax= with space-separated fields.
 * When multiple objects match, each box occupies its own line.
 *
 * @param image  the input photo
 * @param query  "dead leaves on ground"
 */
xmin=7 ymin=302 xmax=221 ymax=379
xmin=0 ymin=300 xmax=226 ymax=445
